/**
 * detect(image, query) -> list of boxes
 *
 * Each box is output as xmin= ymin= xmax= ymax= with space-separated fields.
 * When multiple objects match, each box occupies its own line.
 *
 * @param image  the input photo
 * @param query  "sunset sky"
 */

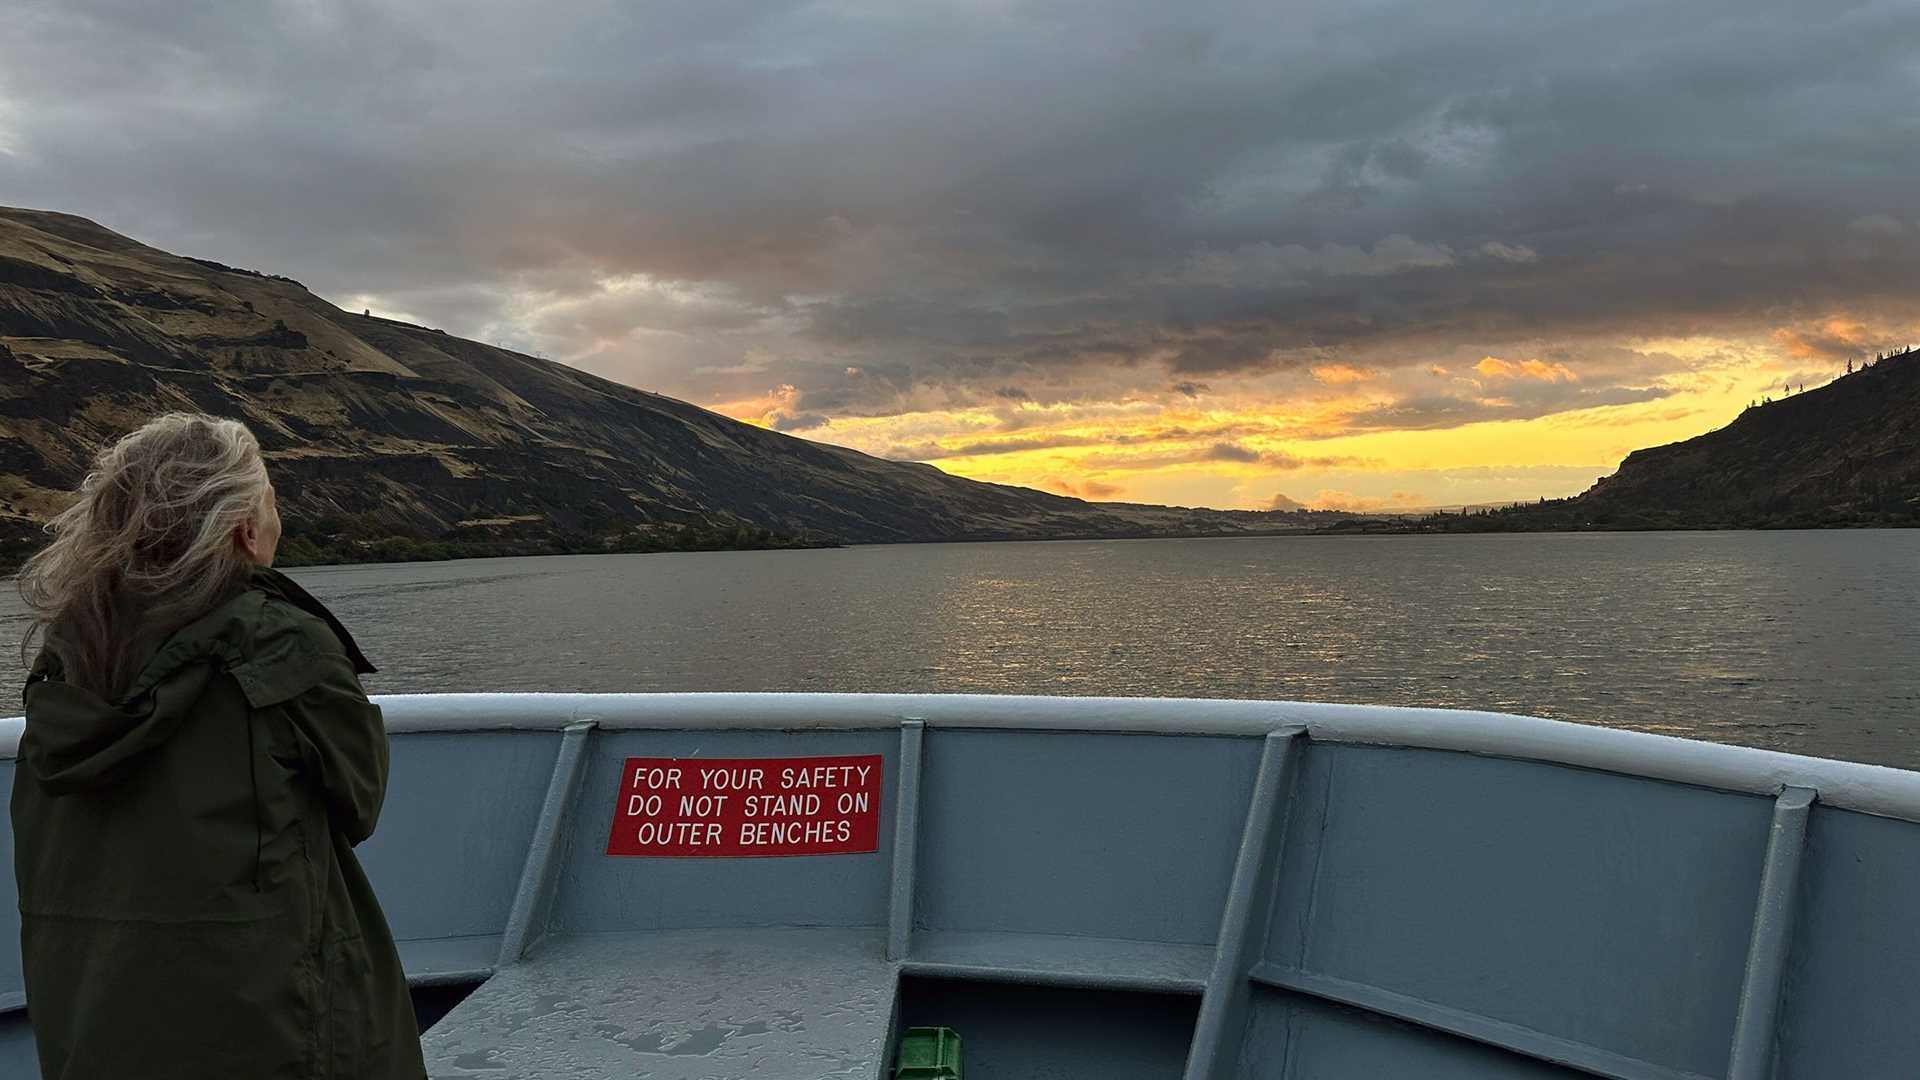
xmin=3 ymin=0 xmax=1916 ymax=509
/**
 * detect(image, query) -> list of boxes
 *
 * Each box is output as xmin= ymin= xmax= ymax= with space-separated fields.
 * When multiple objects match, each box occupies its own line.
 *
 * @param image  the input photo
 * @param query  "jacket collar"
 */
xmin=246 ymin=566 xmax=376 ymax=677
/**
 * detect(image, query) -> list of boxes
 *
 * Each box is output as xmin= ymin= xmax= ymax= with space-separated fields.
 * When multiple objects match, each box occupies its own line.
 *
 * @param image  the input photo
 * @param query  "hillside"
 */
xmin=0 ymin=208 xmax=1328 ymax=567
xmin=1403 ymin=345 xmax=1920 ymax=533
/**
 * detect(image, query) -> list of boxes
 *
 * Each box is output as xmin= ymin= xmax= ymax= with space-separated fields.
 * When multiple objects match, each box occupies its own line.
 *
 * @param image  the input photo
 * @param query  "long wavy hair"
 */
xmin=18 ymin=413 xmax=270 ymax=699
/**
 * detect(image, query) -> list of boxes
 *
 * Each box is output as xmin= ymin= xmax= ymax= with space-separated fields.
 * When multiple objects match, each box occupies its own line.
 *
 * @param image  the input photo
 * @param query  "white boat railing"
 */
xmin=6 ymin=691 xmax=1920 ymax=1076
xmin=6 ymin=691 xmax=1920 ymax=822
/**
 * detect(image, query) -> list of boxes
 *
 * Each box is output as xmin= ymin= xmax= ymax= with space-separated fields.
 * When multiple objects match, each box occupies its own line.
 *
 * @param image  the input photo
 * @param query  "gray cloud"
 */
xmin=1198 ymin=443 xmax=1369 ymax=470
xmin=1336 ymin=384 xmax=1676 ymax=434
xmin=877 ymin=426 xmax=1351 ymax=463
xmin=883 ymin=433 xmax=1105 ymax=461
xmin=3 ymin=0 xmax=1917 ymax=422
xmin=1202 ymin=442 xmax=1263 ymax=463
xmin=1479 ymin=241 xmax=1539 ymax=264
xmin=770 ymin=411 xmax=831 ymax=432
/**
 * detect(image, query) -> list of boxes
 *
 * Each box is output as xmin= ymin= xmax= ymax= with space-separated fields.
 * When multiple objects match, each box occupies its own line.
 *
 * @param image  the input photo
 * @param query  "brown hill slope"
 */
xmin=1574 ymin=346 xmax=1919 ymax=526
xmin=0 ymin=207 xmax=1318 ymax=566
xmin=1401 ymin=345 xmax=1920 ymax=533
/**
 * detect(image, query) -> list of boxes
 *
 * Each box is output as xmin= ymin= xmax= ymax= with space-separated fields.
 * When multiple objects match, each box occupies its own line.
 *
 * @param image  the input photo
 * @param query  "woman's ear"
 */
xmin=236 ymin=517 xmax=260 ymax=560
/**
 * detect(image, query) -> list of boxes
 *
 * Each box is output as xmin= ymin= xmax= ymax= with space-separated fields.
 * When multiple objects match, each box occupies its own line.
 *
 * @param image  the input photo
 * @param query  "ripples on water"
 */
xmin=3 ymin=531 xmax=1916 ymax=769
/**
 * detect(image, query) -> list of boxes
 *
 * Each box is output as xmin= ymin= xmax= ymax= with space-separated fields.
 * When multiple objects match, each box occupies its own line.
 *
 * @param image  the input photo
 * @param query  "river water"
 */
xmin=3 ymin=531 xmax=1916 ymax=769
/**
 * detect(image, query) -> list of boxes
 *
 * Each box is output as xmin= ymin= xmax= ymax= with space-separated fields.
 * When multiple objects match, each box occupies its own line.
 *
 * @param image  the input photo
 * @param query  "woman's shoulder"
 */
xmin=225 ymin=567 xmax=376 ymax=707
xmin=245 ymin=568 xmax=339 ymax=648
xmin=247 ymin=568 xmax=374 ymax=670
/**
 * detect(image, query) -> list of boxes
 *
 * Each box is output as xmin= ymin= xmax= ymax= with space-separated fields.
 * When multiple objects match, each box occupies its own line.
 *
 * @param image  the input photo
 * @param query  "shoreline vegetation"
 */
xmin=8 ymin=514 xmax=1912 ymax=578
xmin=271 ymin=521 xmax=836 ymax=569
xmin=1325 ymin=501 xmax=1920 ymax=535
xmin=277 ymin=511 xmax=1917 ymax=569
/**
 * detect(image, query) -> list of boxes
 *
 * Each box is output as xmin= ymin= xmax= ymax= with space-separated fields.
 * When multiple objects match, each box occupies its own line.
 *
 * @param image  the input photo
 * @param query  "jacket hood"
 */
xmin=20 ymin=566 xmax=375 ymax=794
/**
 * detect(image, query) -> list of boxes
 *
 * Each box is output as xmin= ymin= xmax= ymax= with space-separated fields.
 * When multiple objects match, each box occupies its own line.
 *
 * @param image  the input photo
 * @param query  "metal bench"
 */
xmin=422 ymin=929 xmax=897 ymax=1079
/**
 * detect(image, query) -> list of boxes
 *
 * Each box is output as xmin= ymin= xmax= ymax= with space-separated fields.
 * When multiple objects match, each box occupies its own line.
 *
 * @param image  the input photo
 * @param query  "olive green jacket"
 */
xmin=12 ymin=567 xmax=425 ymax=1079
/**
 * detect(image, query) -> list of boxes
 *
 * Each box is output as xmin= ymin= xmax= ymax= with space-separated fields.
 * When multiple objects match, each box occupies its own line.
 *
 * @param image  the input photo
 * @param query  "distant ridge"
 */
xmin=0 ymin=207 xmax=1330 ymax=568
xmin=1400 ymin=345 xmax=1920 ymax=532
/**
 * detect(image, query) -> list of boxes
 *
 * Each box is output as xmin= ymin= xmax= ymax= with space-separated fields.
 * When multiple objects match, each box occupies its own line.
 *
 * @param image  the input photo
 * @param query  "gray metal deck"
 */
xmin=421 ymin=929 xmax=896 ymax=1079
xmin=6 ymin=692 xmax=1920 ymax=1078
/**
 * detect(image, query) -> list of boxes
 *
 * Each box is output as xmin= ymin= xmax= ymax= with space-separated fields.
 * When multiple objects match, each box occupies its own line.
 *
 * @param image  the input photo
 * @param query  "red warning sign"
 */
xmin=605 ymin=755 xmax=884 ymax=857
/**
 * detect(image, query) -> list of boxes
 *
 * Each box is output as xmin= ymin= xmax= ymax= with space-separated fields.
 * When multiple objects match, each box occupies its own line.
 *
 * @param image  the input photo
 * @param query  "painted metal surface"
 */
xmin=1187 ymin=730 xmax=1302 ymax=1080
xmin=552 ymin=728 xmax=899 ymax=933
xmin=355 ymin=731 xmax=561 ymax=942
xmin=1726 ymin=787 xmax=1814 ymax=1080
xmin=913 ymin=729 xmax=1261 ymax=945
xmin=419 ymin=928 xmax=897 ymax=1079
xmin=901 ymin=930 xmax=1214 ymax=995
xmin=496 ymin=720 xmax=597 ymax=968
xmin=3 ymin=692 xmax=1918 ymax=1079
xmin=1773 ymin=803 xmax=1920 ymax=1077
xmin=887 ymin=720 xmax=925 ymax=963
xmin=1240 ymin=988 xmax=1586 ymax=1079
xmin=1248 ymin=965 xmax=1711 ymax=1080
xmin=9 ymin=691 xmax=1920 ymax=819
xmin=1264 ymin=743 xmax=1770 ymax=1078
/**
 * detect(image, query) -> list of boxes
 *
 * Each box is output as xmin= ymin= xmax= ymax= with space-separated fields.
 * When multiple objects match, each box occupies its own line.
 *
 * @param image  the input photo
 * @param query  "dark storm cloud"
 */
xmin=3 ymin=0 xmax=1917 ymax=417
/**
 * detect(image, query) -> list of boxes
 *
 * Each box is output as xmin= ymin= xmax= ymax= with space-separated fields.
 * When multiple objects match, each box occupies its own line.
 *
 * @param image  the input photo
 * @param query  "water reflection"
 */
xmin=2 ymin=531 xmax=1915 ymax=769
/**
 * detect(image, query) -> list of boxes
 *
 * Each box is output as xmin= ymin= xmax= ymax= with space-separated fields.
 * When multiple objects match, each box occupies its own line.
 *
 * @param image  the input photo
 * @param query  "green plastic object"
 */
xmin=895 ymin=1026 xmax=962 ymax=1079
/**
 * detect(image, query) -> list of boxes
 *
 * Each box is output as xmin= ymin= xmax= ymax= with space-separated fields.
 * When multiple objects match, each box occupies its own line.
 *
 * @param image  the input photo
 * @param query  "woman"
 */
xmin=11 ymin=414 xmax=424 ymax=1079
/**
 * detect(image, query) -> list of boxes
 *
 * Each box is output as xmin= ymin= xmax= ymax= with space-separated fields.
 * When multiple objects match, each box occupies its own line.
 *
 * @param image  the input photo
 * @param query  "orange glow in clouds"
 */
xmin=704 ymin=318 xmax=1901 ymax=511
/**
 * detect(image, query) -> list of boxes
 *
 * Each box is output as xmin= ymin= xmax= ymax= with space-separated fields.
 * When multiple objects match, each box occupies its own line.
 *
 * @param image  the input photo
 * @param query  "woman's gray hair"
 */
xmin=18 ymin=413 xmax=271 ymax=698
